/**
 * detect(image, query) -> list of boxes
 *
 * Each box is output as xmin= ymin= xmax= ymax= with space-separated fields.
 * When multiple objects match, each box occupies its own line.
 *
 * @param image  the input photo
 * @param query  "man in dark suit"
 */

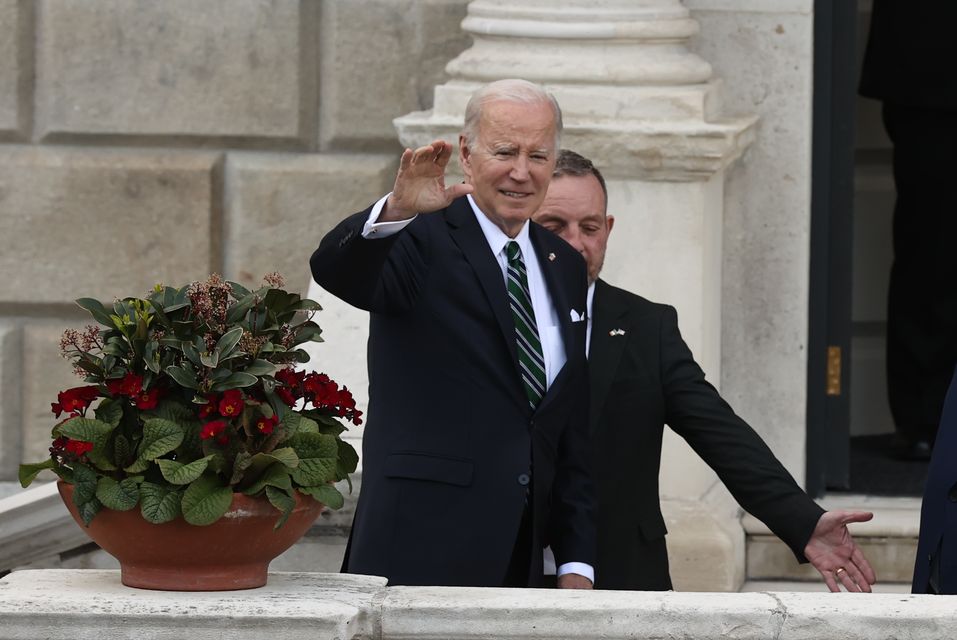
xmin=532 ymin=150 xmax=877 ymax=592
xmin=913 ymin=367 xmax=957 ymax=594
xmin=859 ymin=0 xmax=957 ymax=460
xmin=311 ymin=80 xmax=595 ymax=588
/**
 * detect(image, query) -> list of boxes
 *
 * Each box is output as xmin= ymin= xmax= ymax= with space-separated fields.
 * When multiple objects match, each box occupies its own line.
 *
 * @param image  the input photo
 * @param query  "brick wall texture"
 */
xmin=0 ymin=0 xmax=471 ymax=476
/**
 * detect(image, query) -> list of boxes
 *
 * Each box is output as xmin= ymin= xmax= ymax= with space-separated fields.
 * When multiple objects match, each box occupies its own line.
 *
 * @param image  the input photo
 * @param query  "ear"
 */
xmin=605 ymin=214 xmax=615 ymax=236
xmin=458 ymin=135 xmax=472 ymax=179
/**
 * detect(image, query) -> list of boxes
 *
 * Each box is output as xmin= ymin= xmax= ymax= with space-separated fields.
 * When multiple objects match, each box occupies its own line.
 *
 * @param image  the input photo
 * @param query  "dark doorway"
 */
xmin=807 ymin=0 xmax=929 ymax=498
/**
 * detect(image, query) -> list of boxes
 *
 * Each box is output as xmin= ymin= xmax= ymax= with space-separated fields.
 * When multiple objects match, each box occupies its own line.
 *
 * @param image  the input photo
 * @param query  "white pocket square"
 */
xmin=569 ymin=309 xmax=586 ymax=323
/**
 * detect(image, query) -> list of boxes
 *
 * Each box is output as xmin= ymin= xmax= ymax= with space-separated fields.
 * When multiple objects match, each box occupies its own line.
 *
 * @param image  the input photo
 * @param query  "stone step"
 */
xmin=743 ymin=494 xmax=920 ymax=585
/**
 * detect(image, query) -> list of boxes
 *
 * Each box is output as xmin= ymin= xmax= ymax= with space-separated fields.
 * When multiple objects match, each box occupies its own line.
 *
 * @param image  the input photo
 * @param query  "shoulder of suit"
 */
xmin=596 ymin=279 xmax=677 ymax=317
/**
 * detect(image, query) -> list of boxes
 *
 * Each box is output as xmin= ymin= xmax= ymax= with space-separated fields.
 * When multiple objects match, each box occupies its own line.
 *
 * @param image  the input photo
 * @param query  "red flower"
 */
xmin=135 ymin=387 xmax=161 ymax=410
xmin=275 ymin=368 xmax=305 ymax=406
xmin=218 ymin=389 xmax=244 ymax=417
xmin=65 ymin=439 xmax=94 ymax=456
xmin=255 ymin=414 xmax=278 ymax=435
xmin=199 ymin=420 xmax=228 ymax=440
xmin=52 ymin=386 xmax=101 ymax=417
xmin=50 ymin=435 xmax=93 ymax=460
xmin=106 ymin=372 xmax=143 ymax=397
xmin=216 ymin=433 xmax=230 ymax=446
xmin=197 ymin=394 xmax=218 ymax=418
xmin=275 ymin=387 xmax=297 ymax=406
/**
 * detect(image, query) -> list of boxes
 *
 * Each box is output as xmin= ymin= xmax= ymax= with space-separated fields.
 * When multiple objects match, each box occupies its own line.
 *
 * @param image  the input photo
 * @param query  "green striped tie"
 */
xmin=506 ymin=241 xmax=546 ymax=408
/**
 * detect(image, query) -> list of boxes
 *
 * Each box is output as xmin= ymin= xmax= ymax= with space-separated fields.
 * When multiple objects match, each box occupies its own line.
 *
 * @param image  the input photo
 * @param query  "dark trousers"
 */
xmin=883 ymin=101 xmax=957 ymax=443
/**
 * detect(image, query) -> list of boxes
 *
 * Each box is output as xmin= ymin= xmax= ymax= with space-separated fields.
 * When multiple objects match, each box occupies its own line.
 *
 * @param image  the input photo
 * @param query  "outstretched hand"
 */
xmin=803 ymin=510 xmax=877 ymax=592
xmin=381 ymin=140 xmax=473 ymax=222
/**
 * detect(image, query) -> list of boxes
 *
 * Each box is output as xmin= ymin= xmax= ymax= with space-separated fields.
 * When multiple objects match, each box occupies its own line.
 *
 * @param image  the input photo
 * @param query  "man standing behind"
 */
xmin=533 ymin=150 xmax=876 ymax=592
xmin=311 ymin=81 xmax=595 ymax=588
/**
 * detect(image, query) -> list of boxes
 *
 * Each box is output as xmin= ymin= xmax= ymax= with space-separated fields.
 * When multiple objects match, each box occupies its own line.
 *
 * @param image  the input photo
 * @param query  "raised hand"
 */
xmin=381 ymin=140 xmax=473 ymax=222
xmin=803 ymin=510 xmax=877 ymax=592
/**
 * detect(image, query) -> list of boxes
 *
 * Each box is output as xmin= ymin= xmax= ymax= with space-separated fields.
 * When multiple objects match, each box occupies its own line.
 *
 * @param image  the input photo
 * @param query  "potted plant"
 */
xmin=18 ymin=273 xmax=360 ymax=590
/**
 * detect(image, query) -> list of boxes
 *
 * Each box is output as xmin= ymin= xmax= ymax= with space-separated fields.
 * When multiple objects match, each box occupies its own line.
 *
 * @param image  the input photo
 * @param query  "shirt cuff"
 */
xmin=361 ymin=192 xmax=417 ymax=239
xmin=556 ymin=562 xmax=594 ymax=583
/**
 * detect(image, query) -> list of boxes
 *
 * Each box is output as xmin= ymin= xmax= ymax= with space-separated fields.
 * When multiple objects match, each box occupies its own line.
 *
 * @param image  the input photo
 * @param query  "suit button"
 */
xmin=948 ymin=483 xmax=957 ymax=503
xmin=517 ymin=473 xmax=530 ymax=486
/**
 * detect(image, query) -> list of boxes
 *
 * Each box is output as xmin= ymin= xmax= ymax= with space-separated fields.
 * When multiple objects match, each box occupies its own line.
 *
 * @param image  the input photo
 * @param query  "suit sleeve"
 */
xmin=658 ymin=305 xmax=824 ymax=562
xmin=310 ymin=205 xmax=431 ymax=314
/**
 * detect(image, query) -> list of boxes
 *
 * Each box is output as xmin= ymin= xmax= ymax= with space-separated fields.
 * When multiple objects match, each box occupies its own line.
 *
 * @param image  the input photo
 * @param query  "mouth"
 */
xmin=500 ymin=190 xmax=532 ymax=199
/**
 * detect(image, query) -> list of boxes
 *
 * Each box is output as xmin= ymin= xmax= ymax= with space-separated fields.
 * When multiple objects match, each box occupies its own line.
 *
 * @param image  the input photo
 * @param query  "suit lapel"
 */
xmin=445 ymin=198 xmax=521 ymax=379
xmin=588 ymin=279 xmax=630 ymax=432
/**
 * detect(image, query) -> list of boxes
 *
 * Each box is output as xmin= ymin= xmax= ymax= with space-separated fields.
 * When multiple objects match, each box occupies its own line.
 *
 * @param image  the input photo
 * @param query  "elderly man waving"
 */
xmin=311 ymin=80 xmax=595 ymax=588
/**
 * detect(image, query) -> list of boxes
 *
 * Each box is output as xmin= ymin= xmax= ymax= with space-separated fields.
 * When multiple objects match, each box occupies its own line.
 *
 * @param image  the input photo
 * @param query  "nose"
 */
xmin=509 ymin=155 xmax=530 ymax=181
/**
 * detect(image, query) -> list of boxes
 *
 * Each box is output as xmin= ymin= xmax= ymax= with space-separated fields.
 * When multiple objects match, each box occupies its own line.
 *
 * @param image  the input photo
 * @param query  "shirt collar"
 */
xmin=467 ymin=194 xmax=532 ymax=260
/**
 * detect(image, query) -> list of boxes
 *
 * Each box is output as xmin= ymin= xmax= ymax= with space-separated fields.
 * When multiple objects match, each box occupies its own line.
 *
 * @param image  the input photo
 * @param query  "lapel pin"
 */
xmin=547 ymin=252 xmax=556 ymax=262
xmin=609 ymin=328 xmax=626 ymax=336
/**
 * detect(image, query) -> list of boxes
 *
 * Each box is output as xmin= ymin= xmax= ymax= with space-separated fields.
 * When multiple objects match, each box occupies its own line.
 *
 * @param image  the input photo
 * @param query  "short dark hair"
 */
xmin=552 ymin=149 xmax=608 ymax=210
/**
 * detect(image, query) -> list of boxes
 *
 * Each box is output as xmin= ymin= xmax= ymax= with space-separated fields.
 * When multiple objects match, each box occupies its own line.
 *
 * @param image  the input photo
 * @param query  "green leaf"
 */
xmin=289 ymin=299 xmax=322 ymax=312
xmin=156 ymin=455 xmax=214 ymax=485
xmin=18 ymin=459 xmax=56 ymax=487
xmin=337 ymin=439 xmax=359 ymax=478
xmin=265 ymin=485 xmax=295 ymax=529
xmin=181 ymin=474 xmax=234 ymax=526
xmin=295 ymin=415 xmax=319 ymax=435
xmin=229 ymin=450 xmax=253 ymax=485
xmin=226 ymin=294 xmax=256 ymax=323
xmin=140 ymin=482 xmax=183 ymax=524
xmin=288 ymin=432 xmax=337 ymax=486
xmin=299 ymin=484 xmax=344 ymax=510
xmin=78 ymin=496 xmax=102 ymax=526
xmin=199 ymin=349 xmax=220 ymax=368
xmin=265 ymin=447 xmax=299 ymax=469
xmin=94 ymin=398 xmax=124 ymax=428
xmin=211 ymin=372 xmax=258 ymax=392
xmin=143 ymin=340 xmax=161 ymax=373
xmin=227 ymin=281 xmax=251 ymax=299
xmin=216 ymin=326 xmax=245 ymax=358
xmin=125 ymin=419 xmax=184 ymax=473
xmin=95 ymin=477 xmax=139 ymax=511
xmin=75 ymin=297 xmax=115 ymax=327
xmin=71 ymin=463 xmax=99 ymax=521
xmin=113 ymin=433 xmax=132 ymax=467
xmin=242 ymin=462 xmax=293 ymax=496
xmin=165 ymin=364 xmax=199 ymax=389
xmin=58 ymin=417 xmax=114 ymax=449
xmin=243 ymin=359 xmax=277 ymax=376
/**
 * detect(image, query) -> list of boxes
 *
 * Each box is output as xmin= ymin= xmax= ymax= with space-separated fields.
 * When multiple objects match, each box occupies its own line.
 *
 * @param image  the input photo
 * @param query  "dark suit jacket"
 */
xmin=859 ymin=0 xmax=957 ymax=108
xmin=913 ymin=367 xmax=957 ymax=594
xmin=588 ymin=279 xmax=824 ymax=590
xmin=310 ymin=196 xmax=595 ymax=587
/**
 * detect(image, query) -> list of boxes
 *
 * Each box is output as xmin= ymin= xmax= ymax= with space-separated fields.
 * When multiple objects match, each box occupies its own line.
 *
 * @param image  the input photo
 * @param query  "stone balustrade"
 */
xmin=0 ymin=570 xmax=952 ymax=640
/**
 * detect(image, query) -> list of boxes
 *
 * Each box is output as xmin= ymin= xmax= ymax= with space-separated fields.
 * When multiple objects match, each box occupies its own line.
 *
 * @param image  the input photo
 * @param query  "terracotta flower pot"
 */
xmin=58 ymin=481 xmax=324 ymax=591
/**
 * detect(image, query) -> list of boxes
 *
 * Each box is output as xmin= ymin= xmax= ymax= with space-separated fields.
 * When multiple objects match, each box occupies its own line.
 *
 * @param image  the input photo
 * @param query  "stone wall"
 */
xmin=1 ymin=570 xmax=952 ymax=640
xmin=0 ymin=0 xmax=471 ymax=478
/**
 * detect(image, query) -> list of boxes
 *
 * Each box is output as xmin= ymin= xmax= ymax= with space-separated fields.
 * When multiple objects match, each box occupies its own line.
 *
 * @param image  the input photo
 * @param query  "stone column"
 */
xmin=395 ymin=0 xmax=758 ymax=591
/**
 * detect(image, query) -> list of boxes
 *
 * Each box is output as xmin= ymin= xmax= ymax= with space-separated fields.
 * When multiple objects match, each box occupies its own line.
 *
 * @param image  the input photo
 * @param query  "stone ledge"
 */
xmin=1 ymin=569 xmax=954 ymax=640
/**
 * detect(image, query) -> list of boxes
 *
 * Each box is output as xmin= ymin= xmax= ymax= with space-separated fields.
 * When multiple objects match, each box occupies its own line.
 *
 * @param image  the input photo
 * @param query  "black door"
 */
xmin=806 ymin=0 xmax=858 ymax=495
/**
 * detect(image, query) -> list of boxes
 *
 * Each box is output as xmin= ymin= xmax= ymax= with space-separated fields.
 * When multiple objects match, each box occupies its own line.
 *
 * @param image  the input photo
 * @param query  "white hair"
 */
xmin=461 ymin=79 xmax=563 ymax=151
